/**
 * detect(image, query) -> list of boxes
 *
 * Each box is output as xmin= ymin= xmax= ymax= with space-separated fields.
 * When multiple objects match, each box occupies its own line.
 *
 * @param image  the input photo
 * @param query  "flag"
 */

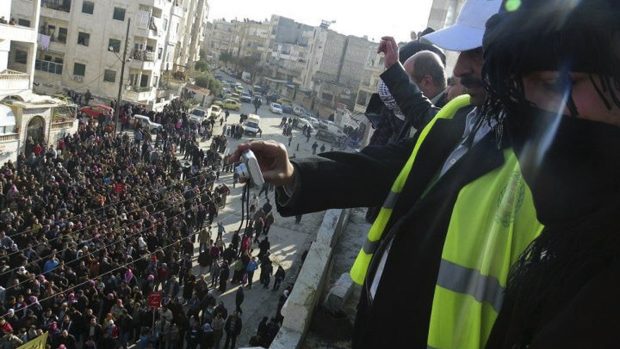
xmin=17 ymin=332 xmax=48 ymax=349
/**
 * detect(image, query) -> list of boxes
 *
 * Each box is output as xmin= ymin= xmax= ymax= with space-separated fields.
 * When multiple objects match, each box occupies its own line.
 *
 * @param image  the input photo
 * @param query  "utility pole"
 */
xmin=114 ymin=18 xmax=131 ymax=135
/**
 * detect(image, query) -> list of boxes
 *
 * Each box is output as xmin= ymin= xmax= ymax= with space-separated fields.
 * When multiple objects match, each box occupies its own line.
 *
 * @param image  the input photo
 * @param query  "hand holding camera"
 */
xmin=231 ymin=141 xmax=295 ymax=187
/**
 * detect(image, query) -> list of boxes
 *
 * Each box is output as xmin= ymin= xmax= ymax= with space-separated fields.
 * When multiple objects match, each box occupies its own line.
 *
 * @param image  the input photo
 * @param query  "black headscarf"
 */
xmin=481 ymin=1 xmax=620 ymax=347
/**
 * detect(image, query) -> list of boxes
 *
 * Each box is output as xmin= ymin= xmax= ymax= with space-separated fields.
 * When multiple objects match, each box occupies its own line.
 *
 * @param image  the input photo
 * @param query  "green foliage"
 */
xmin=195 ymin=72 xmax=222 ymax=95
xmin=219 ymin=52 xmax=235 ymax=65
xmin=195 ymin=60 xmax=209 ymax=72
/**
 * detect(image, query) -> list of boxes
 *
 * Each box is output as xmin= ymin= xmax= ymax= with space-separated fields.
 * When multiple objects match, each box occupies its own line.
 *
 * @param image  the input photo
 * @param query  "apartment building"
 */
xmin=234 ymin=19 xmax=272 ymax=63
xmin=202 ymin=19 xmax=237 ymax=62
xmin=1 ymin=0 xmax=77 ymax=165
xmin=174 ymin=0 xmax=209 ymax=72
xmin=302 ymin=23 xmax=377 ymax=112
xmin=267 ymin=15 xmax=314 ymax=85
xmin=15 ymin=0 xmax=192 ymax=110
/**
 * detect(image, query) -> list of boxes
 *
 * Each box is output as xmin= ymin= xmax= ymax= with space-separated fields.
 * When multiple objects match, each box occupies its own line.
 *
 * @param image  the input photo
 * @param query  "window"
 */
xmin=17 ymin=19 xmax=30 ymax=27
xmin=140 ymin=75 xmax=149 ymax=88
xmin=113 ymin=7 xmax=126 ymax=21
xmin=77 ymin=32 xmax=90 ymax=46
xmin=82 ymin=1 xmax=94 ymax=14
xmin=163 ymin=19 xmax=168 ymax=31
xmin=73 ymin=63 xmax=86 ymax=76
xmin=103 ymin=70 xmax=116 ymax=82
xmin=108 ymin=39 xmax=121 ymax=53
xmin=15 ymin=50 xmax=28 ymax=64
xmin=58 ymin=28 xmax=67 ymax=43
xmin=158 ymin=48 xmax=163 ymax=60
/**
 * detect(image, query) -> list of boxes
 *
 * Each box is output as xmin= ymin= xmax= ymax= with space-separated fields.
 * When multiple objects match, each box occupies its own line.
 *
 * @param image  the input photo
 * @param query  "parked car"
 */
xmin=315 ymin=128 xmax=346 ymax=144
xmin=80 ymin=104 xmax=113 ymax=118
xmin=189 ymin=108 xmax=207 ymax=123
xmin=295 ymin=117 xmax=314 ymax=130
xmin=240 ymin=94 xmax=252 ymax=103
xmin=242 ymin=114 xmax=261 ymax=136
xmin=305 ymin=116 xmax=320 ymax=128
xmin=282 ymin=104 xmax=294 ymax=114
xmin=222 ymin=99 xmax=241 ymax=111
xmin=132 ymin=114 xmax=163 ymax=133
xmin=269 ymin=102 xmax=283 ymax=114
xmin=209 ymin=105 xmax=222 ymax=118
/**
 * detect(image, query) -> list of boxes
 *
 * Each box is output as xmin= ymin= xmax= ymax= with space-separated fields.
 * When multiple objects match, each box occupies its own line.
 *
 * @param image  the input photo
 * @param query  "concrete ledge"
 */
xmin=269 ymin=209 xmax=350 ymax=348
xmin=323 ymin=272 xmax=354 ymax=314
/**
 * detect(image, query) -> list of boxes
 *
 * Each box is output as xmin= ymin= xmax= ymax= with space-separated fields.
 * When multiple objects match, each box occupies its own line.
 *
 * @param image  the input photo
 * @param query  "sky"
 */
xmin=207 ymin=0 xmax=434 ymax=44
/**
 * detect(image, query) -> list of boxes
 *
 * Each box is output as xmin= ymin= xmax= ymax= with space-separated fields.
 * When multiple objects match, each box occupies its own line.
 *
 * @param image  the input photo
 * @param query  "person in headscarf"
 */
xmin=481 ymin=0 xmax=620 ymax=347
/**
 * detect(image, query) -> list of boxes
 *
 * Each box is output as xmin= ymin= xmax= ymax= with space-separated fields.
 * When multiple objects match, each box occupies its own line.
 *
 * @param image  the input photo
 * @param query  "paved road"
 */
xmin=185 ymin=90 xmax=328 ymax=348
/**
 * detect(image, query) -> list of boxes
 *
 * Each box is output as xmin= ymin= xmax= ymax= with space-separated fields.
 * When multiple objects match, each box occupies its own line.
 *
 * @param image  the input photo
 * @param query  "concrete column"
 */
xmin=28 ymin=0 xmax=42 ymax=90
xmin=26 ymin=43 xmax=35 ymax=89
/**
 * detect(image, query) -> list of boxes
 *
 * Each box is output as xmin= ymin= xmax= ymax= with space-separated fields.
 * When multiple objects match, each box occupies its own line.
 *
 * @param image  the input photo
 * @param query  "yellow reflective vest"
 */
xmin=350 ymin=95 xmax=544 ymax=348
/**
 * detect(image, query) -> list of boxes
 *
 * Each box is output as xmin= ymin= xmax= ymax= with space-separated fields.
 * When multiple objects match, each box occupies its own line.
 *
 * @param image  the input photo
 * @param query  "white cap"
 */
xmin=423 ymin=0 xmax=503 ymax=51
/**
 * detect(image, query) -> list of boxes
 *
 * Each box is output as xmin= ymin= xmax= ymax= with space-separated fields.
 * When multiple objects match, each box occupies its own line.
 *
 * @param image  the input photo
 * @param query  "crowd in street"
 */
xmin=0 ymin=99 xmax=290 ymax=349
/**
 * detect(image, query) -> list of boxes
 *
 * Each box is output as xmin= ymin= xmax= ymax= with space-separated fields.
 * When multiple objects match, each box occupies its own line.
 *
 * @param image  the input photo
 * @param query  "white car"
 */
xmin=295 ymin=118 xmax=314 ymax=130
xmin=304 ymin=116 xmax=320 ymax=128
xmin=209 ymin=105 xmax=222 ymax=119
xmin=189 ymin=108 xmax=207 ymax=123
xmin=270 ymin=102 xmax=283 ymax=114
xmin=133 ymin=114 xmax=163 ymax=133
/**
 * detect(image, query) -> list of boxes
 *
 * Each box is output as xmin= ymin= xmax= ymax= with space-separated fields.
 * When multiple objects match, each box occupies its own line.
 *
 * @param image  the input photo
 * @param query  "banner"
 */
xmin=17 ymin=332 xmax=48 ymax=349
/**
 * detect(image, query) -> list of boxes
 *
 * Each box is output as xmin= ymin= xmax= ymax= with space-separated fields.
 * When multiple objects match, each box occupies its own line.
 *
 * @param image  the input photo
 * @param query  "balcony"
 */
xmin=131 ymin=50 xmax=156 ymax=62
xmin=124 ymin=86 xmax=154 ymax=102
xmin=41 ymin=0 xmax=72 ymax=21
xmin=135 ymin=17 xmax=163 ymax=40
xmin=35 ymin=60 xmax=63 ymax=75
xmin=0 ymin=70 xmax=30 ymax=94
xmin=41 ymin=0 xmax=71 ymax=12
xmin=130 ymin=50 xmax=157 ymax=70
xmin=0 ymin=23 xmax=37 ymax=43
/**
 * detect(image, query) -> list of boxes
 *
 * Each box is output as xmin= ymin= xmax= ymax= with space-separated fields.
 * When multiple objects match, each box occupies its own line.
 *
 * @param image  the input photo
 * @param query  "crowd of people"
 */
xmin=0 ymin=97 xmax=292 ymax=349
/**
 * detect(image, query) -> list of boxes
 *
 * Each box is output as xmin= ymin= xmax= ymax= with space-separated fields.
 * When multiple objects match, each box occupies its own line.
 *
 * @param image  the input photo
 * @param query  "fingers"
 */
xmin=231 ymin=141 xmax=287 ymax=163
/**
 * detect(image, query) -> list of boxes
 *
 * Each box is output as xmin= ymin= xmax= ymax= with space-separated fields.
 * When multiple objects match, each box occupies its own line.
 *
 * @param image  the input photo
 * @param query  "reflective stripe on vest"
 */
xmin=350 ymin=95 xmax=472 ymax=285
xmin=426 ymin=150 xmax=544 ymax=349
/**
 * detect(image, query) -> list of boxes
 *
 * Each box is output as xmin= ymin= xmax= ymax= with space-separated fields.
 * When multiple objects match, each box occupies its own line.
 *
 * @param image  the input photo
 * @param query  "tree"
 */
xmin=219 ymin=52 xmax=235 ymax=67
xmin=195 ymin=73 xmax=222 ymax=95
xmin=195 ymin=60 xmax=209 ymax=72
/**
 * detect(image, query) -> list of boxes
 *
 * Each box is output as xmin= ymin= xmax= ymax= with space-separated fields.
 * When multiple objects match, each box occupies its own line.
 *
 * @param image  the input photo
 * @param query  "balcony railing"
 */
xmin=0 ymin=69 xmax=29 ymax=81
xmin=41 ymin=0 xmax=72 ymax=13
xmin=133 ymin=86 xmax=152 ymax=93
xmin=35 ymin=60 xmax=63 ymax=75
xmin=0 ymin=134 xmax=19 ymax=142
xmin=131 ymin=50 xmax=156 ymax=62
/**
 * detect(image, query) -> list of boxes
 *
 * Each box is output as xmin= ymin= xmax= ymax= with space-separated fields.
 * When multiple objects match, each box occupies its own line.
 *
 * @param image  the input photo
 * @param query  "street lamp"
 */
xmin=112 ymin=18 xmax=131 ymax=135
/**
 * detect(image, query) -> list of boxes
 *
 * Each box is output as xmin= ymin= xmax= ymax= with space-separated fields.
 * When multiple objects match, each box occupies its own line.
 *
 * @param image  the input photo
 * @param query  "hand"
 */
xmin=377 ymin=36 xmax=399 ymax=69
xmin=231 ymin=141 xmax=295 ymax=187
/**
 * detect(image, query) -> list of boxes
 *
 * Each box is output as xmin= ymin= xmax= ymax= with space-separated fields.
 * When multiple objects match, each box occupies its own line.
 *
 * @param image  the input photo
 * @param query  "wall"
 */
xmin=263 ymin=209 xmax=351 ymax=349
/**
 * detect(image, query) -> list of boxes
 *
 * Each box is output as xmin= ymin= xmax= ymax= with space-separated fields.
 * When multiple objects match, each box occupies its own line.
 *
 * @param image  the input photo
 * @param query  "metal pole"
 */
xmin=114 ymin=18 xmax=131 ymax=135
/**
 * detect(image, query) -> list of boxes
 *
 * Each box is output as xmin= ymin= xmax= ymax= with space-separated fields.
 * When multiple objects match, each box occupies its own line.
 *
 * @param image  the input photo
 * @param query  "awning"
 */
xmin=0 ymin=105 xmax=16 ymax=127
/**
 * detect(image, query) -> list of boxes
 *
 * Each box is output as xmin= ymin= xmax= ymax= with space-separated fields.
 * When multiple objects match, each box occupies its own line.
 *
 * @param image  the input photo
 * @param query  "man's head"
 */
xmin=403 ymin=50 xmax=447 ymax=100
xmin=423 ymin=0 xmax=503 ymax=106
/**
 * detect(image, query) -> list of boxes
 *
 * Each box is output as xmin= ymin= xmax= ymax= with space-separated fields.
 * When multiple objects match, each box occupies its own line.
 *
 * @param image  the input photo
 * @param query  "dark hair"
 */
xmin=482 ymin=0 xmax=620 ymax=121
xmin=399 ymin=40 xmax=446 ymax=65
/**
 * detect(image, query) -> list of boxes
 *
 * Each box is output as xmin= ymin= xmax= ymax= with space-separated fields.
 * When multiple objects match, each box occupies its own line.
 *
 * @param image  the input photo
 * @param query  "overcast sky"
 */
xmin=207 ymin=0 xmax=434 ymax=43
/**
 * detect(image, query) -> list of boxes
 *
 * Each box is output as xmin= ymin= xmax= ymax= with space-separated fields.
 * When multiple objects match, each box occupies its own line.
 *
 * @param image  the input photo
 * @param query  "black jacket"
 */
xmin=277 ymin=110 xmax=512 ymax=348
